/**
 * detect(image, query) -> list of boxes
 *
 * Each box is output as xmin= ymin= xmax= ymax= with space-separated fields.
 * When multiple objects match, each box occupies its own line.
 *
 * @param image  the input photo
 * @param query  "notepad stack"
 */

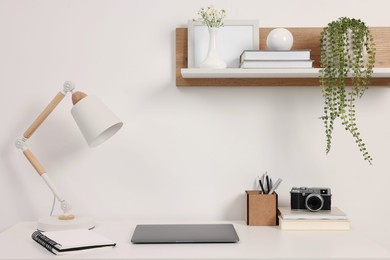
xmin=32 ymin=229 xmax=116 ymax=255
xmin=240 ymin=50 xmax=313 ymax=69
xmin=278 ymin=207 xmax=350 ymax=231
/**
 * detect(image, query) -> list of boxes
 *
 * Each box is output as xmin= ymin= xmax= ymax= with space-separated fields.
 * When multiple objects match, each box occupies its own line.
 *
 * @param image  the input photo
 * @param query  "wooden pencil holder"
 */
xmin=245 ymin=190 xmax=278 ymax=226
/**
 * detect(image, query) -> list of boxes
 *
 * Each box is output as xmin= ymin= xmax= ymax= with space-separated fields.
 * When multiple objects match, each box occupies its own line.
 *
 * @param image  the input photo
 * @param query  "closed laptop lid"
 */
xmin=131 ymin=224 xmax=239 ymax=244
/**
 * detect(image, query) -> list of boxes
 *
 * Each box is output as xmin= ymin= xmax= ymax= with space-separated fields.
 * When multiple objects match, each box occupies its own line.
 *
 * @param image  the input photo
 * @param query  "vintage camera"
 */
xmin=290 ymin=187 xmax=331 ymax=211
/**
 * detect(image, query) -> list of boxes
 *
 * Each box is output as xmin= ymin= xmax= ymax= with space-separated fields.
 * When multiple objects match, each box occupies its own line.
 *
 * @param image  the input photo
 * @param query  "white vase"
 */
xmin=200 ymin=27 xmax=227 ymax=69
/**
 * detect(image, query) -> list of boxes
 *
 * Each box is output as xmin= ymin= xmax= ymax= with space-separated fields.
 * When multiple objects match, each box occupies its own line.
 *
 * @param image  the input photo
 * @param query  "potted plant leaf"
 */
xmin=319 ymin=17 xmax=376 ymax=164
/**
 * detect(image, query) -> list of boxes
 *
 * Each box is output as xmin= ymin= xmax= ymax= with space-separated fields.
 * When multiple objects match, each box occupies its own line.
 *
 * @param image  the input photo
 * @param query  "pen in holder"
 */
xmin=245 ymin=190 xmax=278 ymax=226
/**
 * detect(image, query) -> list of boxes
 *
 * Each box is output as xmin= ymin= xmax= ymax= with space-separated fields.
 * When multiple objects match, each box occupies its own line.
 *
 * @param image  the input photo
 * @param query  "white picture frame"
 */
xmin=188 ymin=20 xmax=259 ymax=68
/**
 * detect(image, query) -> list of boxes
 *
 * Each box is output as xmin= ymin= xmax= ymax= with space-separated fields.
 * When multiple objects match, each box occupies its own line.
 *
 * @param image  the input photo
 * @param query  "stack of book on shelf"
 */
xmin=32 ymin=229 xmax=116 ymax=255
xmin=278 ymin=206 xmax=350 ymax=231
xmin=240 ymin=49 xmax=313 ymax=69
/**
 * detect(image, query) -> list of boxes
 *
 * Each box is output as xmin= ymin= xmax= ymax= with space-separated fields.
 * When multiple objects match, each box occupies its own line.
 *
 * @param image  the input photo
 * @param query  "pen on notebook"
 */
xmin=268 ymin=178 xmax=282 ymax=194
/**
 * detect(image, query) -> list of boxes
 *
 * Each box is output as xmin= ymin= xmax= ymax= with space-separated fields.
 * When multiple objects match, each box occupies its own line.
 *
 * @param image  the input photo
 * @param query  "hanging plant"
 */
xmin=319 ymin=17 xmax=376 ymax=165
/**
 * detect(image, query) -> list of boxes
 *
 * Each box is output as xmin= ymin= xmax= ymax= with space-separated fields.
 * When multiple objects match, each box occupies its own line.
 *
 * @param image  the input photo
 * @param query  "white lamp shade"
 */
xmin=71 ymin=95 xmax=123 ymax=147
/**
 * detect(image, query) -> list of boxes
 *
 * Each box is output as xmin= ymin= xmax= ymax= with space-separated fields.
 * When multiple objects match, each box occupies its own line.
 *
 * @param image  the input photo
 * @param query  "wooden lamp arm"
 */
xmin=22 ymin=149 xmax=46 ymax=176
xmin=23 ymin=81 xmax=75 ymax=139
xmin=23 ymin=82 xmax=86 ymax=139
xmin=23 ymin=92 xmax=65 ymax=139
xmin=15 ymin=142 xmax=73 ymax=218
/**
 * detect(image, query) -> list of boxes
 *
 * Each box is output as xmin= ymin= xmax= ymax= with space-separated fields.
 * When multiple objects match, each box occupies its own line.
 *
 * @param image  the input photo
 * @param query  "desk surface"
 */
xmin=0 ymin=220 xmax=389 ymax=259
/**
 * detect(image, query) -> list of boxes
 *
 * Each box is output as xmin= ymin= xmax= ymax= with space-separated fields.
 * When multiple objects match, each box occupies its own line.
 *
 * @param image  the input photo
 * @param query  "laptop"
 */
xmin=131 ymin=224 xmax=239 ymax=244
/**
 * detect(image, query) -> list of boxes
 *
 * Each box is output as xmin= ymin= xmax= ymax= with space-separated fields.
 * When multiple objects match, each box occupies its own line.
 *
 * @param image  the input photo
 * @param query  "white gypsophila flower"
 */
xmin=193 ymin=5 xmax=226 ymax=28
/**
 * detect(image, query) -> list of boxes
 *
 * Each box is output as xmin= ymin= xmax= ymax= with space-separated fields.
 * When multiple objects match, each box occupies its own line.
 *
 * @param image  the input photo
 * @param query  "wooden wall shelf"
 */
xmin=176 ymin=27 xmax=390 ymax=87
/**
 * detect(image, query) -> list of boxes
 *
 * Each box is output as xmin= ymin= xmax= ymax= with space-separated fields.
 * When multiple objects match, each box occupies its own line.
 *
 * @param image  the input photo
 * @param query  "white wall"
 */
xmin=1 ymin=0 xmax=390 ymax=249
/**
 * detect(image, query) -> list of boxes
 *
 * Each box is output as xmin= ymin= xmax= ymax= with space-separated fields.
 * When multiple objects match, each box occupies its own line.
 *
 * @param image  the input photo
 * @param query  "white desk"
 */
xmin=0 ymin=220 xmax=389 ymax=259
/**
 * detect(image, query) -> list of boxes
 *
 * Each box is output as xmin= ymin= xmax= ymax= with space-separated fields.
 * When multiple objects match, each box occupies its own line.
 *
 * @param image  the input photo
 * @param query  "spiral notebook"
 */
xmin=32 ymin=229 xmax=116 ymax=255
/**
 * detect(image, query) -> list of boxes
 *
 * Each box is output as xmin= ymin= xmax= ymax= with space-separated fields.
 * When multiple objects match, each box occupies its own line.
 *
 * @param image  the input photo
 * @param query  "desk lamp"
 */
xmin=15 ymin=81 xmax=123 ymax=231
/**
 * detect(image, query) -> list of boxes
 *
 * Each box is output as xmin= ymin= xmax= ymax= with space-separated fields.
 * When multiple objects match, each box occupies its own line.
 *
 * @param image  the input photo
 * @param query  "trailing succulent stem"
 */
xmin=319 ymin=17 xmax=375 ymax=165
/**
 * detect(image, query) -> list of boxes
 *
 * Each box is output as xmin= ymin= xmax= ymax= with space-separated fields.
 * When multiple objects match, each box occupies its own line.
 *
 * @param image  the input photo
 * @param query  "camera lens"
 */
xmin=305 ymin=194 xmax=324 ymax=211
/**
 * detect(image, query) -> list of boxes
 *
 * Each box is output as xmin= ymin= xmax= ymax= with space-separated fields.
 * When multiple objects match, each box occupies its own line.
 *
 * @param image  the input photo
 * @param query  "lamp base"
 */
xmin=37 ymin=216 xmax=95 ymax=231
